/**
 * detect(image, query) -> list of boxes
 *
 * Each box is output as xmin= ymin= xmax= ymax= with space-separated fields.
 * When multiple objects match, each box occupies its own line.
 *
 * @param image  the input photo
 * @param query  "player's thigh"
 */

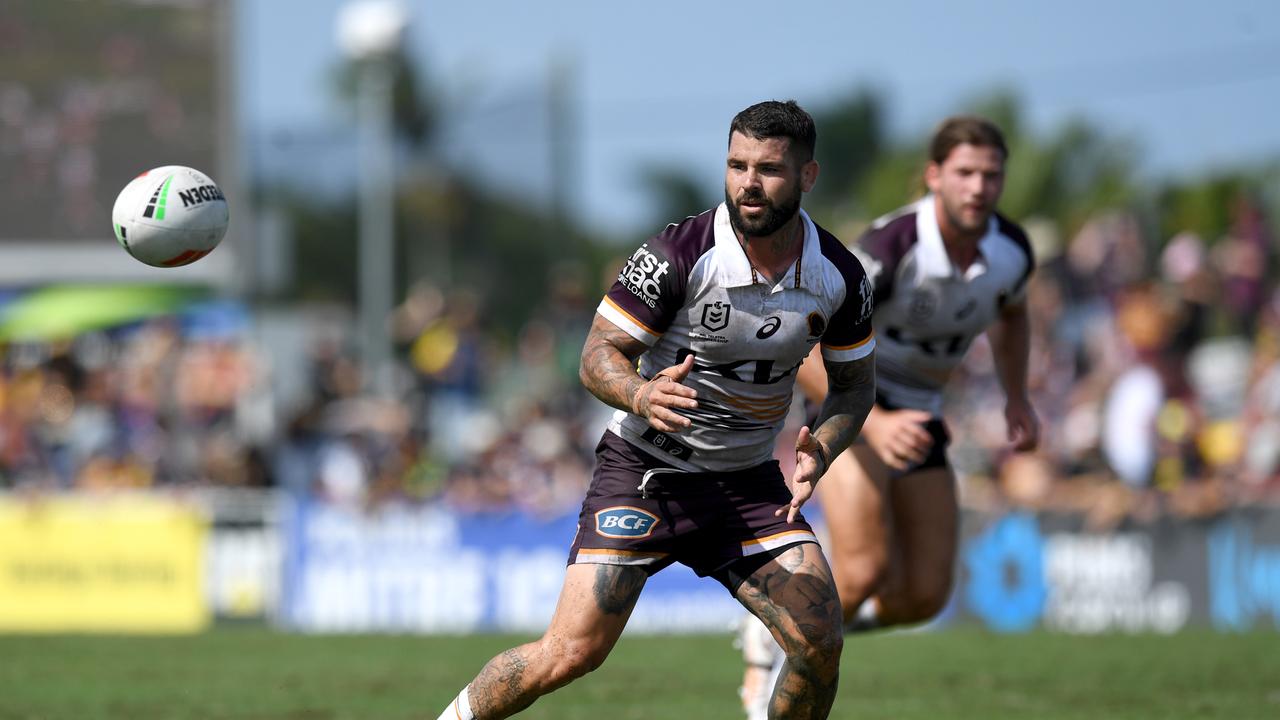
xmin=887 ymin=466 xmax=958 ymax=578
xmin=542 ymin=562 xmax=646 ymax=662
xmin=733 ymin=542 xmax=842 ymax=650
xmin=817 ymin=444 xmax=892 ymax=568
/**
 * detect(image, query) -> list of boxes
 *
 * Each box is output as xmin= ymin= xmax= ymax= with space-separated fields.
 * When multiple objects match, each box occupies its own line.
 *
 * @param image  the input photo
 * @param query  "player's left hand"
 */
xmin=777 ymin=425 xmax=827 ymax=523
xmin=1005 ymin=398 xmax=1039 ymax=452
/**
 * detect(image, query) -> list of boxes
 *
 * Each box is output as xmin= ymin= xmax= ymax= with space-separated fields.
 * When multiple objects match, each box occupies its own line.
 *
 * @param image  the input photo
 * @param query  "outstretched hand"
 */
xmin=778 ymin=425 xmax=828 ymax=523
xmin=631 ymin=354 xmax=698 ymax=433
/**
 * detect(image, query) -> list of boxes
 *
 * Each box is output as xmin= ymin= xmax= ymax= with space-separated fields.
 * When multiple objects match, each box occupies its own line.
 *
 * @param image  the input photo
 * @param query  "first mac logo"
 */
xmin=619 ymin=244 xmax=671 ymax=309
xmin=595 ymin=507 xmax=660 ymax=538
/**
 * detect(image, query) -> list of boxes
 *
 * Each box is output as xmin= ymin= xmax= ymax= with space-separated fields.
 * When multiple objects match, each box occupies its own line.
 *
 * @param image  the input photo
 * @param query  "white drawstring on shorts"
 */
xmin=637 ymin=468 xmax=682 ymax=499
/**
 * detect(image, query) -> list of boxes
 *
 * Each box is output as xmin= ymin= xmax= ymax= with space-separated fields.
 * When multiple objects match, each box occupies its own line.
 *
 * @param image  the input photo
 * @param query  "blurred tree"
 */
xmin=1157 ymin=175 xmax=1252 ymax=243
xmin=810 ymin=90 xmax=887 ymax=210
xmin=968 ymin=92 xmax=1024 ymax=140
xmin=314 ymin=42 xmax=618 ymax=341
xmin=637 ymin=165 xmax=717 ymax=226
xmin=283 ymin=194 xmax=358 ymax=305
xmin=847 ymin=146 xmax=927 ymax=221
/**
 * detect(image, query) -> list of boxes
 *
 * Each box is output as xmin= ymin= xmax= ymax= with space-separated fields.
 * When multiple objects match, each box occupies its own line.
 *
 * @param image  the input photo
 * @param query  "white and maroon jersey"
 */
xmin=853 ymin=196 xmax=1033 ymax=415
xmin=597 ymin=204 xmax=875 ymax=472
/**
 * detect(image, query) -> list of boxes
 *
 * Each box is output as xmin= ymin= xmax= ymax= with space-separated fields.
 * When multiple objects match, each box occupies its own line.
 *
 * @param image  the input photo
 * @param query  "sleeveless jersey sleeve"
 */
xmin=818 ymin=233 xmax=876 ymax=363
xmin=996 ymin=214 xmax=1036 ymax=308
xmin=596 ymin=216 xmax=707 ymax=345
xmin=852 ymin=212 xmax=917 ymax=306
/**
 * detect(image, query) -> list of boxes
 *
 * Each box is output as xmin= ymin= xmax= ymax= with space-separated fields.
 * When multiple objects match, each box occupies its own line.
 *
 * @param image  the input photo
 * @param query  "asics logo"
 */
xmin=756 ymin=316 xmax=781 ymax=339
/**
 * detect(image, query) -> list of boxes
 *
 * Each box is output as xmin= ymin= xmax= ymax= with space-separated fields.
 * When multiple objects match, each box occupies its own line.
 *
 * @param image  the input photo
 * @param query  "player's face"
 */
xmin=926 ymin=142 xmax=1005 ymax=237
xmin=724 ymin=132 xmax=818 ymax=239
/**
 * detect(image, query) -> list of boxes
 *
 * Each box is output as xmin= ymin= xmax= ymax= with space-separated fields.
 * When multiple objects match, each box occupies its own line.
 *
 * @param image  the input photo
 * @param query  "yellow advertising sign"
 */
xmin=0 ymin=494 xmax=209 ymax=633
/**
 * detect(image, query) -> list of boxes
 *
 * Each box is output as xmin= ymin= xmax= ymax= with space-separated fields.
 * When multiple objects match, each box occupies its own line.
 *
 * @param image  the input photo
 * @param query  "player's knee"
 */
xmin=547 ymin=638 xmax=610 ymax=683
xmin=801 ymin=629 xmax=843 ymax=676
xmin=832 ymin=555 xmax=886 ymax=614
xmin=781 ymin=620 xmax=843 ymax=672
xmin=906 ymin=572 xmax=953 ymax=622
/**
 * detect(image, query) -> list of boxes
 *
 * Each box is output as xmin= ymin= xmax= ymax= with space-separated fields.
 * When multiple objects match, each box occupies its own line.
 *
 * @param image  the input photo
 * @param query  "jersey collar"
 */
xmin=916 ymin=194 xmax=996 ymax=280
xmin=713 ymin=203 xmax=821 ymax=291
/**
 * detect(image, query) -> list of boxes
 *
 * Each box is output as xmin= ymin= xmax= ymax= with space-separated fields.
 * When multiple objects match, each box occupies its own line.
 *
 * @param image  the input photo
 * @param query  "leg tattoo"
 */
xmin=467 ymin=565 xmax=645 ymax=719
xmin=592 ymin=564 xmax=646 ymax=615
xmin=738 ymin=546 xmax=843 ymax=719
xmin=469 ymin=648 xmax=536 ymax=719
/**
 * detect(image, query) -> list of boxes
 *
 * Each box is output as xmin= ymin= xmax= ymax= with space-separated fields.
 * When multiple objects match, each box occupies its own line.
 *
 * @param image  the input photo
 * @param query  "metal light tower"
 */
xmin=337 ymin=0 xmax=408 ymax=396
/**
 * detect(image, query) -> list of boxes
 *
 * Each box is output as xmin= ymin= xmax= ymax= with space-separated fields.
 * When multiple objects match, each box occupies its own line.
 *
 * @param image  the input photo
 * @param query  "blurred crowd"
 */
xmin=948 ymin=198 xmax=1280 ymax=527
xmin=0 ymin=317 xmax=271 ymax=493
xmin=273 ymin=273 xmax=605 ymax=516
xmin=1 ymin=201 xmax=1278 ymax=524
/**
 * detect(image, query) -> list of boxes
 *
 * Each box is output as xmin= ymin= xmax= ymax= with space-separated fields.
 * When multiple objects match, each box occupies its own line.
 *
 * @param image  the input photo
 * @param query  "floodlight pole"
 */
xmin=356 ymin=59 xmax=395 ymax=396
xmin=338 ymin=0 xmax=407 ymax=396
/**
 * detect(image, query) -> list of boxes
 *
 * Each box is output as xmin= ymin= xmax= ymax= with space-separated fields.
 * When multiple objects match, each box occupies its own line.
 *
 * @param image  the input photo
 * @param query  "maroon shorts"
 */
xmin=568 ymin=432 xmax=818 ymax=591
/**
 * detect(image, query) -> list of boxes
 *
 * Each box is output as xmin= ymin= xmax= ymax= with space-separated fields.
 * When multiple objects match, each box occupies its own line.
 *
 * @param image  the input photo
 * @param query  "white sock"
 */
xmin=844 ymin=597 xmax=881 ymax=633
xmin=738 ymin=613 xmax=783 ymax=720
xmin=765 ymin=651 xmax=785 ymax=712
xmin=436 ymin=685 xmax=474 ymax=720
xmin=738 ymin=613 xmax=783 ymax=666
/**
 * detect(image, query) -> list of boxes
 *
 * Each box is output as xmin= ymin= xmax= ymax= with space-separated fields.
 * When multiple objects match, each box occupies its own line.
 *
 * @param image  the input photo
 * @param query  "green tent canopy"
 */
xmin=0 ymin=285 xmax=207 ymax=341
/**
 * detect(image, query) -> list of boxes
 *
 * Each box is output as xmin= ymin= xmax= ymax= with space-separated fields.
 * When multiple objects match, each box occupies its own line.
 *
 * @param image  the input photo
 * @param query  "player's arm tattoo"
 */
xmin=579 ymin=313 xmax=651 ymax=414
xmin=810 ymin=352 xmax=875 ymax=460
xmin=591 ymin=564 xmax=646 ymax=615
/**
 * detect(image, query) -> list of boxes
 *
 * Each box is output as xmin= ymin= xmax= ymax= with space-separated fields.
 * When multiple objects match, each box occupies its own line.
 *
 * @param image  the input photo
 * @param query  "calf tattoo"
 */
xmin=469 ymin=648 xmax=533 ymax=718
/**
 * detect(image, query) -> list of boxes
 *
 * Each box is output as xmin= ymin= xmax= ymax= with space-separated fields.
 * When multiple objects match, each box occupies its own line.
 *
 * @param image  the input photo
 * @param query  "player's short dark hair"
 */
xmin=929 ymin=115 xmax=1008 ymax=165
xmin=729 ymin=100 xmax=817 ymax=163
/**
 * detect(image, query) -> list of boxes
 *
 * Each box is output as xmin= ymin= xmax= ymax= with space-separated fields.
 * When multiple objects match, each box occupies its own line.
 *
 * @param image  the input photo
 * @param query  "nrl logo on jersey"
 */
xmin=619 ymin=243 xmax=671 ymax=309
xmin=701 ymin=301 xmax=731 ymax=332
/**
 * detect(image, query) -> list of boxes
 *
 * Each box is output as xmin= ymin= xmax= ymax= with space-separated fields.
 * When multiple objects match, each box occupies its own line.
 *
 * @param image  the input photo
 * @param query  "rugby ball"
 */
xmin=111 ymin=165 xmax=229 ymax=267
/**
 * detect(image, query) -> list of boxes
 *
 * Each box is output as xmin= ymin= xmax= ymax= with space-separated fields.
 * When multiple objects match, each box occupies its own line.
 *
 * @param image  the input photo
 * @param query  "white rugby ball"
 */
xmin=111 ymin=165 xmax=229 ymax=267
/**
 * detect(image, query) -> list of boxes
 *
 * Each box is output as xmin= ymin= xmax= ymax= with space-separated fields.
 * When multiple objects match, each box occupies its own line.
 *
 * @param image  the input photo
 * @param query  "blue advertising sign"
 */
xmin=278 ymin=499 xmax=1280 ymax=634
xmin=1207 ymin=520 xmax=1280 ymax=631
xmin=280 ymin=499 xmax=743 ymax=633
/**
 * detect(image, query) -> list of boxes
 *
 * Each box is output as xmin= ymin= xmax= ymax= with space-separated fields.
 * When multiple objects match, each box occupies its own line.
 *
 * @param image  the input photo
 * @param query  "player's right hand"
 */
xmin=631 ymin=354 xmax=698 ymax=433
xmin=863 ymin=408 xmax=933 ymax=470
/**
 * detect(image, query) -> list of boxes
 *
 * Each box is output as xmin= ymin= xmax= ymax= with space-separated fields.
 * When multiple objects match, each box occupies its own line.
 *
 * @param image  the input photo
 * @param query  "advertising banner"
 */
xmin=280 ymin=500 xmax=744 ymax=633
xmin=0 ymin=495 xmax=209 ymax=633
xmin=207 ymin=527 xmax=281 ymax=620
xmin=956 ymin=509 xmax=1280 ymax=633
xmin=279 ymin=499 xmax=1280 ymax=635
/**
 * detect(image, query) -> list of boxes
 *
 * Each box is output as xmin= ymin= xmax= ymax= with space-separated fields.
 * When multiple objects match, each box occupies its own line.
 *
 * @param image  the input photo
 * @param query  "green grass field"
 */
xmin=1 ymin=627 xmax=1277 ymax=719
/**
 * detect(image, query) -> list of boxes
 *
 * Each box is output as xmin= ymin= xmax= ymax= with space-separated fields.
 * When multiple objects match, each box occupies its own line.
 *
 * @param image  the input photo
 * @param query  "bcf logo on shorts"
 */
xmin=595 ymin=506 xmax=660 ymax=539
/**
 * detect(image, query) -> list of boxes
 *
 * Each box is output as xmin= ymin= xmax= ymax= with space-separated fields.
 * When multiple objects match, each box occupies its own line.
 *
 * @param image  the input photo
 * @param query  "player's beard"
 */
xmin=726 ymin=183 xmax=802 ymax=240
xmin=939 ymin=194 xmax=991 ymax=237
